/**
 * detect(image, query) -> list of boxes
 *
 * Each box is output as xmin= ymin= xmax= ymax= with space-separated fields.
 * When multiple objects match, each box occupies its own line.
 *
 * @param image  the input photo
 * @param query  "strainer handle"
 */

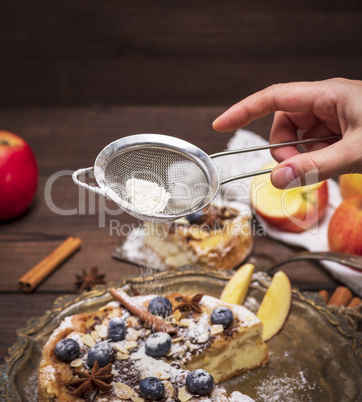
xmin=220 ymin=168 xmax=273 ymax=185
xmin=72 ymin=167 xmax=108 ymax=197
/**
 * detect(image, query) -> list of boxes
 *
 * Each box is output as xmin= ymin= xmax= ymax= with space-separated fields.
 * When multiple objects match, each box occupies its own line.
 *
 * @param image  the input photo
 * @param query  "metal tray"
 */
xmin=0 ymin=267 xmax=361 ymax=401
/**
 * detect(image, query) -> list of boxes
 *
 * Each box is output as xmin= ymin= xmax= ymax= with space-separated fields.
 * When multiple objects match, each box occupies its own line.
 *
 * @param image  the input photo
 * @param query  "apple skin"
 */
xmin=328 ymin=195 xmax=362 ymax=256
xmin=254 ymin=181 xmax=328 ymax=232
xmin=251 ymin=162 xmax=329 ymax=233
xmin=339 ymin=174 xmax=362 ymax=199
xmin=0 ymin=131 xmax=38 ymax=221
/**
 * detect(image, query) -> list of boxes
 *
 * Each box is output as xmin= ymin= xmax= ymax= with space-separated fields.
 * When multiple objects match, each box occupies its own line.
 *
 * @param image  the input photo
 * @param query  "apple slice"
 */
xmin=220 ymin=263 xmax=254 ymax=305
xmin=250 ymin=161 xmax=329 ymax=232
xmin=257 ymin=271 xmax=292 ymax=341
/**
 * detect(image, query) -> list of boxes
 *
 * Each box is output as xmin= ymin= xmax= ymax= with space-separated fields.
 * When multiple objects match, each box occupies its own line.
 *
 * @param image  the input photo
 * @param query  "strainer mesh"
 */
xmin=104 ymin=147 xmax=210 ymax=218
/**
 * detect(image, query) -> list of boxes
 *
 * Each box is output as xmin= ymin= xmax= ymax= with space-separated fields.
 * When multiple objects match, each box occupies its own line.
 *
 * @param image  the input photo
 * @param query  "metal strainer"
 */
xmin=72 ymin=133 xmax=338 ymax=222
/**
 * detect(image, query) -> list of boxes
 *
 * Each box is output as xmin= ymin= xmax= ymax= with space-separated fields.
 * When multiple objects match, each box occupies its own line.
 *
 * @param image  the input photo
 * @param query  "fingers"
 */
xmin=271 ymin=133 xmax=361 ymax=189
xmin=213 ymin=81 xmax=325 ymax=132
xmin=270 ymin=111 xmax=339 ymax=162
xmin=269 ymin=112 xmax=301 ymax=162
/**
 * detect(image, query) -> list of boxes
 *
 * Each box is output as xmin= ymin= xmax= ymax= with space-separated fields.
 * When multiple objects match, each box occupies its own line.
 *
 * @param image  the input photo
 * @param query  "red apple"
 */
xmin=251 ymin=161 xmax=329 ymax=232
xmin=0 ymin=131 xmax=38 ymax=221
xmin=328 ymin=195 xmax=362 ymax=256
xmin=339 ymin=173 xmax=362 ymax=199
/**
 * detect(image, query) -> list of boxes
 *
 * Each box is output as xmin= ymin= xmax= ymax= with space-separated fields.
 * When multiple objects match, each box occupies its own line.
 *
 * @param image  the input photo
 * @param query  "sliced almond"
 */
xmin=91 ymin=330 xmax=100 ymax=343
xmin=158 ymin=371 xmax=170 ymax=380
xmin=178 ymin=386 xmax=193 ymax=402
xmin=163 ymin=381 xmax=174 ymax=398
xmin=126 ymin=328 xmax=140 ymax=341
xmin=173 ymin=309 xmax=182 ymax=322
xmin=197 ymin=331 xmax=210 ymax=344
xmin=70 ymin=358 xmax=83 ymax=368
xmin=116 ymin=352 xmax=130 ymax=360
xmin=179 ymin=319 xmax=192 ymax=327
xmin=124 ymin=340 xmax=138 ymax=350
xmin=95 ymin=324 xmax=108 ymax=339
xmin=131 ymin=397 xmax=144 ymax=402
xmin=113 ymin=343 xmax=130 ymax=355
xmin=172 ymin=336 xmax=184 ymax=343
xmin=114 ymin=382 xmax=135 ymax=399
xmin=127 ymin=316 xmax=141 ymax=328
xmin=210 ymin=324 xmax=224 ymax=335
xmin=81 ymin=334 xmax=95 ymax=348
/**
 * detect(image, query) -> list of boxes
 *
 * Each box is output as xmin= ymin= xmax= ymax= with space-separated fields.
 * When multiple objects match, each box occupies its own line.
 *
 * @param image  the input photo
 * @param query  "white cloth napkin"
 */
xmin=213 ymin=129 xmax=362 ymax=296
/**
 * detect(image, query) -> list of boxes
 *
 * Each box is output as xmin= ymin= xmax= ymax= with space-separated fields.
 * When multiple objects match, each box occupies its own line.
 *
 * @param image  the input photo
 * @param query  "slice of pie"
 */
xmin=38 ymin=289 xmax=268 ymax=401
xmin=143 ymin=205 xmax=253 ymax=271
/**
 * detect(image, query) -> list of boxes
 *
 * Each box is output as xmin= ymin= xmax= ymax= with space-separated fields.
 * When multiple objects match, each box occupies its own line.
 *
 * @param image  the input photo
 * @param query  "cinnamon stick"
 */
xmin=347 ymin=297 xmax=362 ymax=308
xmin=318 ymin=290 xmax=329 ymax=304
xmin=18 ymin=236 xmax=82 ymax=292
xmin=111 ymin=288 xmax=177 ymax=335
xmin=327 ymin=286 xmax=353 ymax=306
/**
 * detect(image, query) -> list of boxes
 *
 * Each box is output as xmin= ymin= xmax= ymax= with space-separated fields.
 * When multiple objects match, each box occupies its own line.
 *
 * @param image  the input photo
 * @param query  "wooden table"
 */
xmin=0 ymin=105 xmax=343 ymax=364
xmin=1 ymin=0 xmax=362 ymax=366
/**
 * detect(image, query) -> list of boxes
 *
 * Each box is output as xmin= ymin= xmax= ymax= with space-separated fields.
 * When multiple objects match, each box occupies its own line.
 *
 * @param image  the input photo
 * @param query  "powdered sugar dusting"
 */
xmin=229 ymin=391 xmax=255 ymax=401
xmin=117 ymin=227 xmax=168 ymax=271
xmin=254 ymin=372 xmax=316 ymax=401
xmin=131 ymin=345 xmax=188 ymax=380
xmin=43 ymin=316 xmax=74 ymax=347
xmin=40 ymin=364 xmax=56 ymax=382
xmin=126 ymin=178 xmax=171 ymax=214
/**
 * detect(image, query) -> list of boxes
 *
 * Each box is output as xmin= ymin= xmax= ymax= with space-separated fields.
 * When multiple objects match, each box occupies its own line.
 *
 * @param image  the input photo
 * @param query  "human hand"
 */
xmin=213 ymin=78 xmax=362 ymax=189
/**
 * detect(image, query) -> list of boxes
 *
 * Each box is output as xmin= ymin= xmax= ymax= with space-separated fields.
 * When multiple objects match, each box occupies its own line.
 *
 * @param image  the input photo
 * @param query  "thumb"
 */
xmin=270 ymin=137 xmax=360 ymax=189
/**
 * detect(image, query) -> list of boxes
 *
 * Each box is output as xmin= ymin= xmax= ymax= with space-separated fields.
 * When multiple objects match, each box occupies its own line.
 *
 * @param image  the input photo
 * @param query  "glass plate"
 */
xmin=0 ymin=267 xmax=361 ymax=401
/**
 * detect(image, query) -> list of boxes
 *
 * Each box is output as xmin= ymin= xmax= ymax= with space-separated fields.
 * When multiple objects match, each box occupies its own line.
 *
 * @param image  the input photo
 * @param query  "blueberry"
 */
xmin=186 ymin=369 xmax=214 ymax=395
xmin=139 ymin=377 xmax=165 ymax=400
xmin=54 ymin=338 xmax=80 ymax=362
xmin=145 ymin=332 xmax=172 ymax=357
xmin=185 ymin=211 xmax=204 ymax=224
xmin=108 ymin=317 xmax=127 ymax=341
xmin=210 ymin=306 xmax=234 ymax=328
xmin=148 ymin=296 xmax=172 ymax=318
xmin=87 ymin=341 xmax=113 ymax=367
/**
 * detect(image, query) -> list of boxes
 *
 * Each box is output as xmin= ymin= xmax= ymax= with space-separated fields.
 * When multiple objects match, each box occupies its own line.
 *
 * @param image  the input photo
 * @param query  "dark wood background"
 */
xmin=1 ymin=1 xmax=362 ymax=108
xmin=1 ymin=1 xmax=362 ymax=364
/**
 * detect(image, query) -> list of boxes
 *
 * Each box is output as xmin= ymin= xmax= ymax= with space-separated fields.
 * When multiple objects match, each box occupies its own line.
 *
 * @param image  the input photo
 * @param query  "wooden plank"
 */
xmin=2 ymin=3 xmax=361 ymax=58
xmin=1 ymin=58 xmax=362 ymax=107
xmin=0 ymin=106 xmax=236 ymax=170
xmin=0 ymin=1 xmax=361 ymax=106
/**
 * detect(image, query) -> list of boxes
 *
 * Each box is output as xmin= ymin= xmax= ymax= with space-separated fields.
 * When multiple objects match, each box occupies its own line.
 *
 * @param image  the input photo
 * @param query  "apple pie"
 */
xmin=38 ymin=289 xmax=268 ymax=401
xmin=143 ymin=205 xmax=253 ymax=270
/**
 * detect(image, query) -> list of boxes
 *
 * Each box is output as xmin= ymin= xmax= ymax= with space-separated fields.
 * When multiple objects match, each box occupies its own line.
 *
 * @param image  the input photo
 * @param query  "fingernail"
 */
xmin=212 ymin=116 xmax=222 ymax=127
xmin=272 ymin=166 xmax=297 ymax=188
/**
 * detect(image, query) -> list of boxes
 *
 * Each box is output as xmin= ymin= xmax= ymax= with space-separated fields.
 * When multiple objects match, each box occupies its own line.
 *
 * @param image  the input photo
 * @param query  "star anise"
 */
xmin=175 ymin=294 xmax=204 ymax=314
xmin=69 ymin=360 xmax=113 ymax=397
xmin=75 ymin=266 xmax=106 ymax=292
